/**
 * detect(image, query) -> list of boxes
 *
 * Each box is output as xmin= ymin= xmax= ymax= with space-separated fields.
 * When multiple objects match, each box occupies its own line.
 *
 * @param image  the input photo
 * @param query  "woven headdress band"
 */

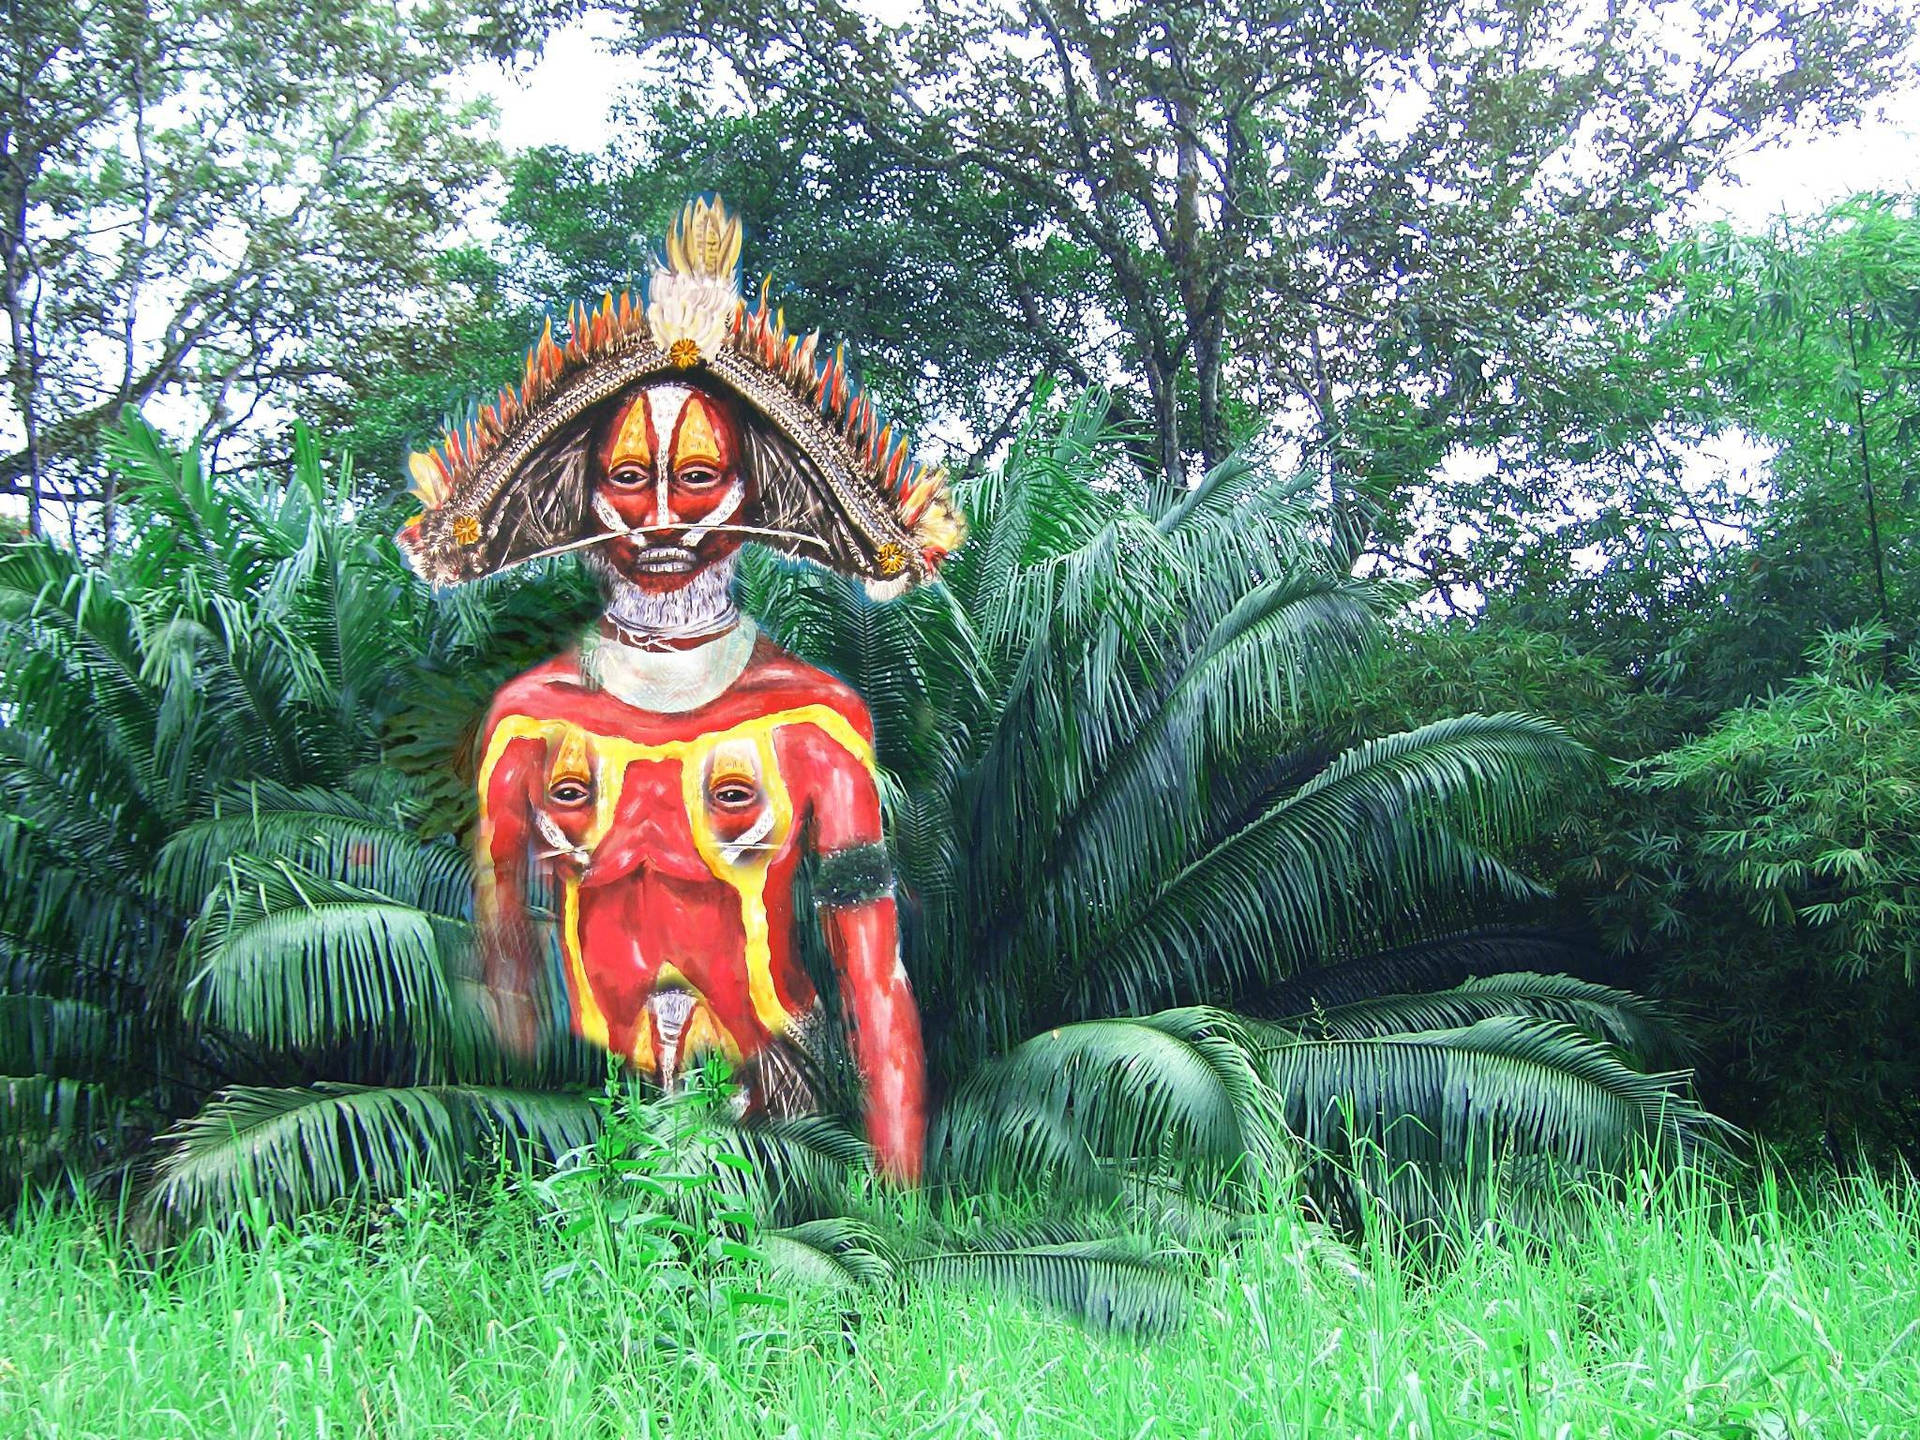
xmin=395 ymin=196 xmax=965 ymax=592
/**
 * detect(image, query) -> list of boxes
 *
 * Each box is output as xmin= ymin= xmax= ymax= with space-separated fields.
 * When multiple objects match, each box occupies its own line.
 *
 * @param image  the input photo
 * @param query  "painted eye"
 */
xmin=709 ymin=780 xmax=758 ymax=809
xmin=548 ymin=779 xmax=591 ymax=806
xmin=677 ymin=466 xmax=723 ymax=490
xmin=605 ymin=467 xmax=649 ymax=491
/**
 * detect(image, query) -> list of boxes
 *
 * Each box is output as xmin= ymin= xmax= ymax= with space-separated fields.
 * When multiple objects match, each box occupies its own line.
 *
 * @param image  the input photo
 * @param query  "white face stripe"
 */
xmin=680 ymin=477 xmax=745 ymax=546
xmin=534 ymin=810 xmax=569 ymax=850
xmin=532 ymin=809 xmax=590 ymax=865
xmin=592 ymin=490 xmax=627 ymax=534
xmin=718 ymin=806 xmax=775 ymax=865
xmin=644 ymin=384 xmax=694 ymax=526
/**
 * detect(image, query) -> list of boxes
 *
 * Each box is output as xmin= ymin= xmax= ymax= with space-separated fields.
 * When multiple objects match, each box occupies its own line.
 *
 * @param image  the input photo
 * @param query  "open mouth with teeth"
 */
xmin=625 ymin=544 xmax=701 ymax=573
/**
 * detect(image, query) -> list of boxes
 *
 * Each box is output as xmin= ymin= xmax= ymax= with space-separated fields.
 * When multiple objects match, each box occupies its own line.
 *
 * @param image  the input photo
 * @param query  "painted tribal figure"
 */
xmin=395 ymin=198 xmax=965 ymax=1182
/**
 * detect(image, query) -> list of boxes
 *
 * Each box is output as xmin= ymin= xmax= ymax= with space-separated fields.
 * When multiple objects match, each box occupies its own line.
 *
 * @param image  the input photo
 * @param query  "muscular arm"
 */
xmin=795 ymin=727 xmax=927 ymax=1184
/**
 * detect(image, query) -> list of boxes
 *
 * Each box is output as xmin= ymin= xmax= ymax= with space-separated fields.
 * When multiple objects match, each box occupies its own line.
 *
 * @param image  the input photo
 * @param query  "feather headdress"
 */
xmin=395 ymin=196 xmax=965 ymax=592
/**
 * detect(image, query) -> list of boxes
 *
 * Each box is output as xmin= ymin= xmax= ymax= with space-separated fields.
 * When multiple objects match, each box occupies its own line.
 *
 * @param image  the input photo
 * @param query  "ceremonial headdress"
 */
xmin=395 ymin=197 xmax=965 ymax=593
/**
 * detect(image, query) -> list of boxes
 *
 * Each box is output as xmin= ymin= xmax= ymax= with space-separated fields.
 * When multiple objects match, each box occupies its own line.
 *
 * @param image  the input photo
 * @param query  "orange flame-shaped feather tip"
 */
xmin=407 ymin=452 xmax=449 ymax=507
xmin=900 ymin=471 xmax=944 ymax=526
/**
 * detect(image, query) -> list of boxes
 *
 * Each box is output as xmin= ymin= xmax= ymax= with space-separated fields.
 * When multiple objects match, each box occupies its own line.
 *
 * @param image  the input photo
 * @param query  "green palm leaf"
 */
xmin=906 ymin=1237 xmax=1187 ymax=1334
xmin=182 ymin=857 xmax=458 ymax=1050
xmin=1258 ymin=1015 xmax=1732 ymax=1223
xmin=758 ymin=1217 xmax=899 ymax=1290
xmin=156 ymin=781 xmax=470 ymax=917
xmin=1247 ymin=928 xmax=1598 ymax=1015
xmin=716 ymin=1115 xmax=874 ymax=1224
xmin=1273 ymin=972 xmax=1695 ymax=1070
xmin=1078 ymin=715 xmax=1595 ymax=1014
xmin=146 ymin=1082 xmax=598 ymax=1225
xmin=0 ymin=995 xmax=126 ymax=1077
xmin=936 ymin=1009 xmax=1279 ymax=1200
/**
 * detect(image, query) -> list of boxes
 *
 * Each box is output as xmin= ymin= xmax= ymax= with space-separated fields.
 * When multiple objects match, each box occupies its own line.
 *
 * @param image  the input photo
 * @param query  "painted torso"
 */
xmin=476 ymin=630 xmax=881 ymax=1077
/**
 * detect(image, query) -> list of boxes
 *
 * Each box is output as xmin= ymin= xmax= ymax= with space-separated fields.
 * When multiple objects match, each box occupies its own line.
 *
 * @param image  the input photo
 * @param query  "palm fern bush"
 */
xmin=745 ymin=388 xmax=1729 ymax=1228
xmin=0 ymin=415 xmax=600 ymax=1219
xmin=3 ymin=392 xmax=1720 ymax=1265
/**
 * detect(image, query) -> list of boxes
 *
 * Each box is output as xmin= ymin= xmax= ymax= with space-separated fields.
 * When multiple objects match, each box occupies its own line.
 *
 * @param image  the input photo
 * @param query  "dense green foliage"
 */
xmin=1594 ymin=629 xmax=1920 ymax=1161
xmin=7 ymin=0 xmax=1920 ymax=1388
xmin=1352 ymin=200 xmax=1920 ymax=1166
xmin=0 ymin=418 xmax=606 ymax=1216
xmin=1 ymin=397 xmax=1718 ymax=1260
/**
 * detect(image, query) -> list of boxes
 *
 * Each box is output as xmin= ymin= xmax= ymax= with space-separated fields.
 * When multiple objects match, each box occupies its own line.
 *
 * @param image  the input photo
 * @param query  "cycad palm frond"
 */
xmin=1076 ymin=714 xmax=1596 ymax=1017
xmin=0 ymin=994 xmax=127 ymax=1077
xmin=181 ymin=857 xmax=458 ymax=1052
xmin=1247 ymin=928 xmax=1601 ymax=1016
xmin=758 ymin=1216 xmax=899 ymax=1289
xmin=999 ymin=573 xmax=1385 ymax=979
xmin=145 ymin=1082 xmax=599 ymax=1226
xmin=155 ymin=781 xmax=470 ymax=917
xmin=716 ymin=1115 xmax=874 ymax=1225
xmin=1272 ymin=972 xmax=1695 ymax=1071
xmin=905 ymin=1237 xmax=1188 ymax=1334
xmin=1 ymin=1075 xmax=114 ymax=1190
xmin=1258 ymin=1014 xmax=1731 ymax=1224
xmin=934 ymin=1009 xmax=1279 ymax=1202
xmin=756 ymin=1216 xmax=1186 ymax=1333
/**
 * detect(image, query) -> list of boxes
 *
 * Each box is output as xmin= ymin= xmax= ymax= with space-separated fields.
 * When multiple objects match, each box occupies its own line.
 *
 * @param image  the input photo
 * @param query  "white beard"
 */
xmin=589 ymin=551 xmax=740 ymax=643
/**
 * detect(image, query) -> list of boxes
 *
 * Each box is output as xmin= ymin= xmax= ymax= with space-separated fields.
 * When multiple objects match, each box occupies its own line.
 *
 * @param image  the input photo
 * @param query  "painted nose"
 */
xmin=653 ymin=466 xmax=677 ymax=532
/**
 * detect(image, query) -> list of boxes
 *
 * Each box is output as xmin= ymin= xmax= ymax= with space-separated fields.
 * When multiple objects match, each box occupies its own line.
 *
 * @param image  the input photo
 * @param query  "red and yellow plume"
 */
xmin=405 ymin=293 xmax=648 ymax=515
xmin=399 ymin=196 xmax=966 ymax=590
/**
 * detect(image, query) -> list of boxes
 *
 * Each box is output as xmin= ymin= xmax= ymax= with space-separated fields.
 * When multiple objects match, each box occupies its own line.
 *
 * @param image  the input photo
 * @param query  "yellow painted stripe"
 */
xmin=561 ymin=879 xmax=610 ymax=1050
xmin=473 ymin=703 xmax=877 ymax=1050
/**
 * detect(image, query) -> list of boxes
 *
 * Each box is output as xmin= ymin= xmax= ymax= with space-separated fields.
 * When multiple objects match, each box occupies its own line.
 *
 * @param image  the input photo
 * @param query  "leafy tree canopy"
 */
xmin=1442 ymin=196 xmax=1920 ymax=726
xmin=586 ymin=0 xmax=1912 ymax=529
xmin=0 ymin=0 xmax=510 ymax=541
xmin=492 ymin=97 xmax=1100 ymax=475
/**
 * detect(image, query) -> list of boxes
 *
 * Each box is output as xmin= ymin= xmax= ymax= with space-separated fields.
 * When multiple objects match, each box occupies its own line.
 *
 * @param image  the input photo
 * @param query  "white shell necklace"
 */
xmin=582 ymin=618 xmax=758 ymax=713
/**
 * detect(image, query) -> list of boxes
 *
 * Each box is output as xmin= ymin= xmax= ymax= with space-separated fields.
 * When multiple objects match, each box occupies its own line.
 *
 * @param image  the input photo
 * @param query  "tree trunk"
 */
xmin=1193 ymin=313 xmax=1227 ymax=473
xmin=1144 ymin=356 xmax=1185 ymax=495
xmin=1 ymin=80 xmax=45 ymax=536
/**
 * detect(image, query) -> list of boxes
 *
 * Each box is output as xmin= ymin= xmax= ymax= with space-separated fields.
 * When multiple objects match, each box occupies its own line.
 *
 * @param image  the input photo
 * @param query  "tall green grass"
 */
xmin=4 ymin=1166 xmax=1917 ymax=1437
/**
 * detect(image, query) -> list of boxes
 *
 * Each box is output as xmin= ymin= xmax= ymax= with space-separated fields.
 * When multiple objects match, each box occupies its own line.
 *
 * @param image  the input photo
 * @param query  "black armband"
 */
xmin=815 ymin=843 xmax=895 ymax=908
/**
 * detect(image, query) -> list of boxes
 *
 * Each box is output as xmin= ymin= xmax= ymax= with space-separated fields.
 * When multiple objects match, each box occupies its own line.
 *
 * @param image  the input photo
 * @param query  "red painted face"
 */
xmin=594 ymin=382 xmax=754 ymax=593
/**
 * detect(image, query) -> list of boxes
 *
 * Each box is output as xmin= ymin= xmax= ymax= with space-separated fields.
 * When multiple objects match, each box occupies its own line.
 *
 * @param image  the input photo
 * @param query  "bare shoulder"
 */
xmin=743 ymin=635 xmax=875 ymax=742
xmin=484 ymin=650 xmax=588 ymax=726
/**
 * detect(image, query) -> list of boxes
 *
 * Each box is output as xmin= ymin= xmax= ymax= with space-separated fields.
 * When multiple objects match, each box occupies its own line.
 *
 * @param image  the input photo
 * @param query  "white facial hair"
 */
xmin=589 ymin=550 xmax=740 ymax=643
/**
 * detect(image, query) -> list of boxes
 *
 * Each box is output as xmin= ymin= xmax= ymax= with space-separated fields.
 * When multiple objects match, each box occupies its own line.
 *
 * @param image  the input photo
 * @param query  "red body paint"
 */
xmin=475 ymin=638 xmax=928 ymax=1184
